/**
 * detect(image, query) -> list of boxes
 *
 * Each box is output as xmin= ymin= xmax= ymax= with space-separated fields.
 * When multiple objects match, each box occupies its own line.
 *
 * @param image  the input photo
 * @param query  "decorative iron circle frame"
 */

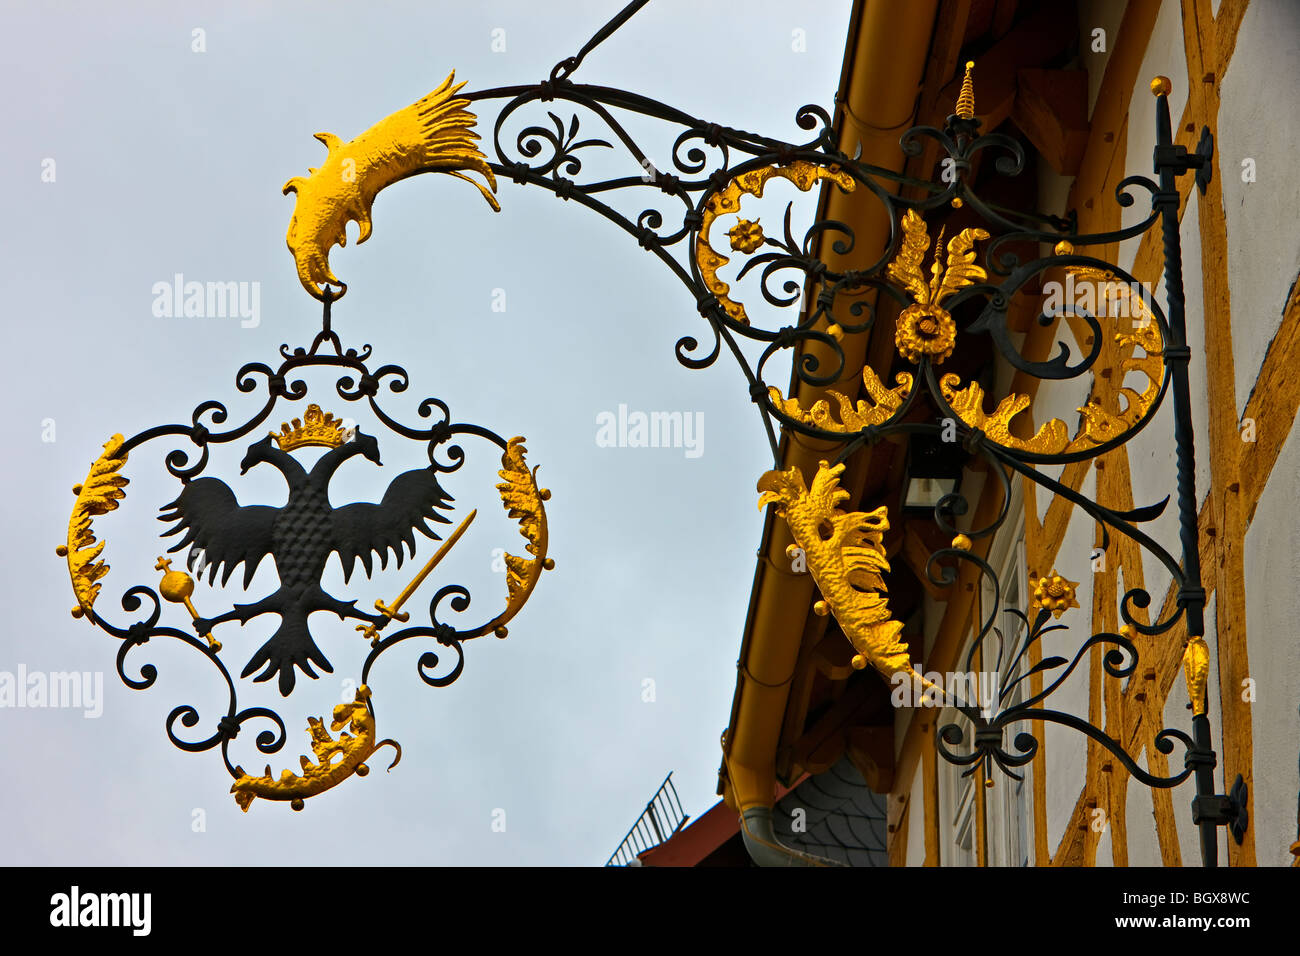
xmin=82 ymin=296 xmax=532 ymax=788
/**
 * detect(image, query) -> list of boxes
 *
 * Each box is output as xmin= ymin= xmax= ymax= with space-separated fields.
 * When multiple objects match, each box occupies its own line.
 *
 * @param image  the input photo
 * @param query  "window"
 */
xmin=984 ymin=544 xmax=1032 ymax=867
xmin=938 ymin=480 xmax=1033 ymax=866
xmin=944 ymin=754 xmax=977 ymax=867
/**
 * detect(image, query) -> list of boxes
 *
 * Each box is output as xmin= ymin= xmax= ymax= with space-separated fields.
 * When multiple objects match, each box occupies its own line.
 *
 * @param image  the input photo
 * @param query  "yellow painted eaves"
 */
xmin=721 ymin=0 xmax=940 ymax=816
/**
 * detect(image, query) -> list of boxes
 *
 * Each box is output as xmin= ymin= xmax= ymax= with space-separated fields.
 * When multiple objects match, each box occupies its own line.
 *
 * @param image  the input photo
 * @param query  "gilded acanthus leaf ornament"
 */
xmin=1067 ymin=266 xmax=1166 ymax=448
xmin=696 ymin=161 xmax=855 ymax=325
xmin=940 ymin=374 xmax=1071 ymax=454
xmin=767 ymin=367 xmax=913 ymax=433
xmin=230 ymin=686 xmax=400 ymax=812
xmin=283 ymin=72 xmax=500 ymax=300
xmin=757 ymin=461 xmax=935 ymax=692
xmin=936 ymin=264 xmax=1165 ymax=455
xmin=887 ymin=209 xmax=990 ymax=364
xmin=485 ymin=437 xmax=554 ymax=639
xmin=57 ymin=435 xmax=129 ymax=621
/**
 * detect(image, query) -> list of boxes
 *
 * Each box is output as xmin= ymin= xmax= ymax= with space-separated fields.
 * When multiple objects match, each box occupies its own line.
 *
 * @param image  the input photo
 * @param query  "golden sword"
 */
xmin=357 ymin=509 xmax=476 ymax=646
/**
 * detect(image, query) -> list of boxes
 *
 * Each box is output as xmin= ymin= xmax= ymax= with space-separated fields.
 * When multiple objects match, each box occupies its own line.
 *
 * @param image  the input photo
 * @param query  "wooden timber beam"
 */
xmin=1012 ymin=68 xmax=1090 ymax=176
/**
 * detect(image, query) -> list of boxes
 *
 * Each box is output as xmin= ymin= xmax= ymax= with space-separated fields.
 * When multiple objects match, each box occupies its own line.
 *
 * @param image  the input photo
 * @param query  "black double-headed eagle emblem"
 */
xmin=157 ymin=408 xmax=453 ymax=695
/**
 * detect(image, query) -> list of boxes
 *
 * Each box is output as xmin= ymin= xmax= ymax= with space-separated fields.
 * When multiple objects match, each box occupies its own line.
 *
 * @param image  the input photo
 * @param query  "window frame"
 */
xmin=936 ymin=476 xmax=1033 ymax=867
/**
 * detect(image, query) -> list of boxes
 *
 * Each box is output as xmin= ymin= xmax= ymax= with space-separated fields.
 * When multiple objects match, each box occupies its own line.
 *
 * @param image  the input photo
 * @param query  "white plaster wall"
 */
xmin=1212 ymin=0 xmax=1300 ymax=868
xmin=1126 ymin=764 xmax=1161 ymax=864
xmin=1077 ymin=0 xmax=1128 ymax=117
xmin=1042 ymin=466 xmax=1098 ymax=853
xmin=1096 ymin=0 xmax=1300 ymax=867
xmin=1243 ymin=423 xmax=1300 ymax=865
xmin=1119 ymin=0 xmax=1188 ymax=274
xmin=1096 ymin=810 xmax=1114 ymax=864
xmin=1219 ymin=0 xmax=1300 ymax=416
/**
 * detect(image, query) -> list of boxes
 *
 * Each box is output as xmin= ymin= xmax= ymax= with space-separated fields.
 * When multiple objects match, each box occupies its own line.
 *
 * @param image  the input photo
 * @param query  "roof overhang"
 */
xmin=719 ymin=0 xmax=941 ymax=818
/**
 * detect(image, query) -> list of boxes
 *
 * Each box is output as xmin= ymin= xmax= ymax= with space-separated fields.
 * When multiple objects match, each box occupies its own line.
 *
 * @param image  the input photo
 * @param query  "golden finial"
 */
xmin=1150 ymin=75 xmax=1171 ymax=97
xmin=1182 ymin=636 xmax=1210 ymax=716
xmin=272 ymin=404 xmax=349 ymax=451
xmin=956 ymin=61 xmax=976 ymax=119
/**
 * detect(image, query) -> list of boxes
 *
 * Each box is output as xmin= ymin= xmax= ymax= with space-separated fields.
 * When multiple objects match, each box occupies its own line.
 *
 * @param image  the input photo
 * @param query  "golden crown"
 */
xmin=272 ymin=404 xmax=349 ymax=451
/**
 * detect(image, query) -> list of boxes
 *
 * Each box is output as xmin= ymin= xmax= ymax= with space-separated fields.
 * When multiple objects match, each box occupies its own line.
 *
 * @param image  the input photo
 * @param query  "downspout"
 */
xmin=721 ymin=0 xmax=939 ymax=866
xmin=740 ymin=805 xmax=840 ymax=867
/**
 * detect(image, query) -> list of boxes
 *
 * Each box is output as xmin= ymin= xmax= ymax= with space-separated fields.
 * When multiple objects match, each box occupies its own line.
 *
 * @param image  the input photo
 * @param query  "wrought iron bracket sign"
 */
xmin=60 ymin=294 xmax=553 ymax=811
xmin=59 ymin=0 xmax=1244 ymax=861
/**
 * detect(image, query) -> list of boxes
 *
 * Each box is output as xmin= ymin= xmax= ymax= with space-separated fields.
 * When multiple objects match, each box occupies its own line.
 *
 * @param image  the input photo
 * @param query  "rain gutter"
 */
xmin=719 ymin=0 xmax=939 ymax=866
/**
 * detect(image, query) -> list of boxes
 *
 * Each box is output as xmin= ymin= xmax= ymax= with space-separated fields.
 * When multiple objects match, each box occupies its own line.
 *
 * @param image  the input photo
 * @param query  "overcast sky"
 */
xmin=0 ymin=0 xmax=851 ymax=865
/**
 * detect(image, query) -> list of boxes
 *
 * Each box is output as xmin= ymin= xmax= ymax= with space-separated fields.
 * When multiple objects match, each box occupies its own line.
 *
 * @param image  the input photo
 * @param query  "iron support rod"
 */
xmin=1153 ymin=85 xmax=1216 ymax=867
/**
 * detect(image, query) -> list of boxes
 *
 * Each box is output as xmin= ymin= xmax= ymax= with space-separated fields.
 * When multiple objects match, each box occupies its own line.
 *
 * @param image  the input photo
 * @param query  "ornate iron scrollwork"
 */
xmin=59 ymin=292 xmax=553 ymax=811
xmin=382 ymin=16 xmax=1230 ymax=864
xmin=57 ymin=0 xmax=1242 ymax=859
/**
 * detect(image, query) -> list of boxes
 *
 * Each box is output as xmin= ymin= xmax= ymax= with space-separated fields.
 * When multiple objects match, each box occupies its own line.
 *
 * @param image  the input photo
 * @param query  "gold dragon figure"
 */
xmin=230 ymin=685 xmax=400 ymax=811
xmin=757 ymin=461 xmax=935 ymax=693
xmin=283 ymin=71 xmax=500 ymax=299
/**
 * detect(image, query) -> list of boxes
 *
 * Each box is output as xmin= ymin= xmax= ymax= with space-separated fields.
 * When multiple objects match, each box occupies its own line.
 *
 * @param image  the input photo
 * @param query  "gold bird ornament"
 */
xmin=283 ymin=72 xmax=500 ymax=299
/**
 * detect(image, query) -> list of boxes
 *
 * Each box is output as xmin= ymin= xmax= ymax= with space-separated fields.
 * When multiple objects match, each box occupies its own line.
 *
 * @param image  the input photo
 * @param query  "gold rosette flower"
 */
xmin=726 ymin=218 xmax=765 ymax=254
xmin=1031 ymin=570 xmax=1080 ymax=619
xmin=896 ymin=302 xmax=958 ymax=364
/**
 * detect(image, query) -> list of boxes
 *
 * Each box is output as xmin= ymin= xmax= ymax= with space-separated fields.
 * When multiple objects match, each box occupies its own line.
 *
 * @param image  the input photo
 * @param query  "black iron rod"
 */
xmin=1153 ymin=87 xmax=1216 ymax=867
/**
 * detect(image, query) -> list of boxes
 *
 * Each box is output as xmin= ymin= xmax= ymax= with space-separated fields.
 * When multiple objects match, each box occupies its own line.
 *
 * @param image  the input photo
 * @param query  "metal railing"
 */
xmin=605 ymin=773 xmax=689 ymax=866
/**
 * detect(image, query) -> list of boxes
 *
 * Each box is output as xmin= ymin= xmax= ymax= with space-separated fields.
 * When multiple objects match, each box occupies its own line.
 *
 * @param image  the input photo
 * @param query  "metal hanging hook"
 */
xmin=549 ymin=0 xmax=651 ymax=84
